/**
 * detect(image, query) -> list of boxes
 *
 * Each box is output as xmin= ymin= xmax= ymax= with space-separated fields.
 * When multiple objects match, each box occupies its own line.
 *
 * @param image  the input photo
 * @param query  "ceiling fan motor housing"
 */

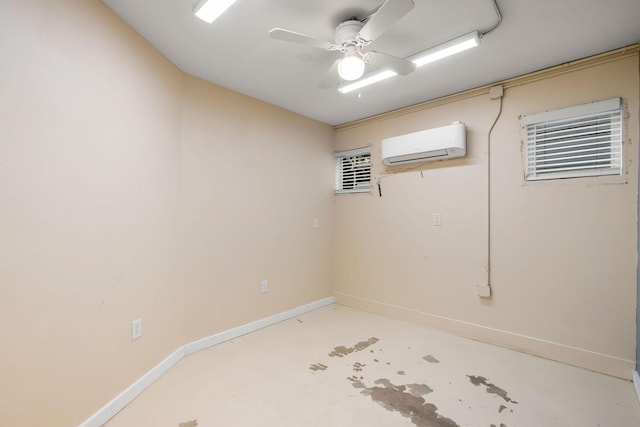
xmin=335 ymin=20 xmax=365 ymax=47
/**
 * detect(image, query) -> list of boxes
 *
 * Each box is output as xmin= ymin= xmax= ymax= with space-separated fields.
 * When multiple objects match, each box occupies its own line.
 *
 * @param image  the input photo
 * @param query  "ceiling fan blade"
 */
xmin=358 ymin=0 xmax=415 ymax=43
xmin=269 ymin=28 xmax=337 ymax=51
xmin=367 ymin=51 xmax=416 ymax=75
xmin=319 ymin=60 xmax=342 ymax=89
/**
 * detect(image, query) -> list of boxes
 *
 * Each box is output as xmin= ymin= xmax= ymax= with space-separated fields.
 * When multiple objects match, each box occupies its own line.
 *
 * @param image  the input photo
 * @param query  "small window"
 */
xmin=334 ymin=147 xmax=371 ymax=194
xmin=522 ymin=98 xmax=622 ymax=180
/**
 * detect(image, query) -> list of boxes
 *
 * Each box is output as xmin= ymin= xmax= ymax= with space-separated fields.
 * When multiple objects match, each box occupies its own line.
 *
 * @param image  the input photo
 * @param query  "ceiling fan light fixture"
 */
xmin=338 ymin=50 xmax=366 ymax=81
xmin=412 ymin=31 xmax=481 ymax=67
xmin=193 ymin=0 xmax=237 ymax=23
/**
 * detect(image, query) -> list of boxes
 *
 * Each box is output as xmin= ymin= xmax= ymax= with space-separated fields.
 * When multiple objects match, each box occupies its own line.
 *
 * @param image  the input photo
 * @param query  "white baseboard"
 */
xmin=183 ymin=297 xmax=335 ymax=356
xmin=334 ymin=291 xmax=635 ymax=380
xmin=79 ymin=296 xmax=335 ymax=427
xmin=634 ymin=370 xmax=640 ymax=405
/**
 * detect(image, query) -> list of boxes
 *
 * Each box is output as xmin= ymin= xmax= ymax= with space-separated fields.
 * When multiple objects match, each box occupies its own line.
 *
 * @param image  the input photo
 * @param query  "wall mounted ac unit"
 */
xmin=381 ymin=122 xmax=466 ymax=166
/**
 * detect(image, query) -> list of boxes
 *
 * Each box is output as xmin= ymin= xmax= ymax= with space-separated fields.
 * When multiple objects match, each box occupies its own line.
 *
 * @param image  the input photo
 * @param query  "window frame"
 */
xmin=521 ymin=98 xmax=623 ymax=181
xmin=334 ymin=147 xmax=372 ymax=194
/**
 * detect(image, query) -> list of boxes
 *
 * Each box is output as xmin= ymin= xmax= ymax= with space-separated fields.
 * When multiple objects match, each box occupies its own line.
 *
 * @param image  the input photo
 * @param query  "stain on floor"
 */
xmin=422 ymin=354 xmax=440 ymax=364
xmin=407 ymin=383 xmax=434 ymax=396
xmin=353 ymin=362 xmax=366 ymax=372
xmin=468 ymin=375 xmax=518 ymax=404
xmin=359 ymin=378 xmax=459 ymax=427
xmin=178 ymin=420 xmax=197 ymax=427
xmin=313 ymin=339 xmax=515 ymax=427
xmin=348 ymin=375 xmax=366 ymax=388
xmin=309 ymin=363 xmax=328 ymax=372
xmin=329 ymin=337 xmax=379 ymax=357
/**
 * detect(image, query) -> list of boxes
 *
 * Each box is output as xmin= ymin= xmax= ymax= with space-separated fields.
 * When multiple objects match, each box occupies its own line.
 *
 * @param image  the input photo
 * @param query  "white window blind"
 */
xmin=522 ymin=98 xmax=622 ymax=180
xmin=334 ymin=147 xmax=371 ymax=194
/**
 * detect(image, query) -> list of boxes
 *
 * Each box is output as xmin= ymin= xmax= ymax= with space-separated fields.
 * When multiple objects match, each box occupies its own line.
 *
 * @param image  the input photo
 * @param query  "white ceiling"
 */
xmin=101 ymin=0 xmax=640 ymax=126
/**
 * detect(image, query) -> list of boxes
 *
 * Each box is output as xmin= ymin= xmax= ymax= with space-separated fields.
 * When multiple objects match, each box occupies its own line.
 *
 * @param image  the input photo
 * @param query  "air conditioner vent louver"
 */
xmin=381 ymin=122 xmax=466 ymax=166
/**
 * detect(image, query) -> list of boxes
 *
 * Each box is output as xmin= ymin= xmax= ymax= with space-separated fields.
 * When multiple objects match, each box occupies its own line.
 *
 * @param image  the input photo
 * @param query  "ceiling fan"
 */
xmin=268 ymin=0 xmax=417 ymax=87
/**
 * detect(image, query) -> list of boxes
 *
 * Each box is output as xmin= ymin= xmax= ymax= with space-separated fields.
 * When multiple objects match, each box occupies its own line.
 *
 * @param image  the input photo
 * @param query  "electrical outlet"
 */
xmin=260 ymin=280 xmax=268 ymax=293
xmin=131 ymin=318 xmax=142 ymax=341
xmin=432 ymin=213 xmax=441 ymax=226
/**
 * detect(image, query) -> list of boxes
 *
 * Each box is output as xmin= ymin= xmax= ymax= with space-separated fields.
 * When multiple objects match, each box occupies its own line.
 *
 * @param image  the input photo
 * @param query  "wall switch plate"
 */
xmin=131 ymin=318 xmax=142 ymax=341
xmin=313 ymin=218 xmax=319 ymax=229
xmin=432 ymin=213 xmax=441 ymax=226
xmin=477 ymin=284 xmax=492 ymax=298
xmin=260 ymin=280 xmax=268 ymax=293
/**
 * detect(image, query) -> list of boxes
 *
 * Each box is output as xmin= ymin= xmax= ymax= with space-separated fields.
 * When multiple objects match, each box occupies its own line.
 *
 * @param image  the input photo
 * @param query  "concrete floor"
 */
xmin=106 ymin=304 xmax=640 ymax=427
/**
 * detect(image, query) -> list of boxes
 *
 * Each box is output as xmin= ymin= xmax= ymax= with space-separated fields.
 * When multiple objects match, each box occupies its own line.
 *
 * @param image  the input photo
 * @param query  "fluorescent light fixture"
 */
xmin=336 ymin=30 xmax=480 ymax=94
xmin=411 ymin=31 xmax=480 ymax=67
xmin=338 ymin=70 xmax=397 ymax=94
xmin=193 ymin=0 xmax=237 ymax=23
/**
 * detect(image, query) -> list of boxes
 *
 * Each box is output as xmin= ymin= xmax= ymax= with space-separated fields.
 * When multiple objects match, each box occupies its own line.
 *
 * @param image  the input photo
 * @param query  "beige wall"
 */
xmin=179 ymin=78 xmax=335 ymax=342
xmin=0 ymin=1 xmax=334 ymax=426
xmin=1 ymin=1 xmax=638 ymax=425
xmin=333 ymin=50 xmax=639 ymax=380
